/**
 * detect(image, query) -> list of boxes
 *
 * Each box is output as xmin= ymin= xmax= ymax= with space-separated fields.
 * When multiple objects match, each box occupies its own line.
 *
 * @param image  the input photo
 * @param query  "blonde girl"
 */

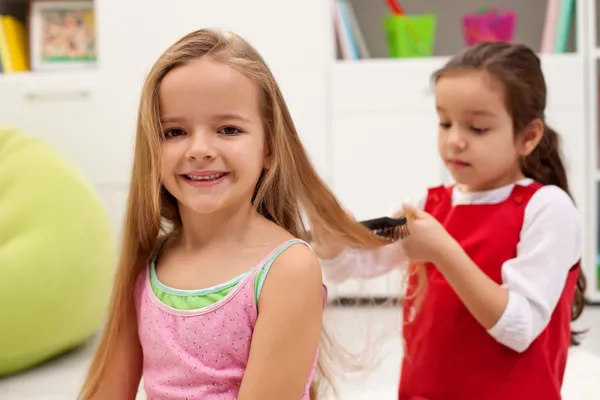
xmin=78 ymin=29 xmax=390 ymax=400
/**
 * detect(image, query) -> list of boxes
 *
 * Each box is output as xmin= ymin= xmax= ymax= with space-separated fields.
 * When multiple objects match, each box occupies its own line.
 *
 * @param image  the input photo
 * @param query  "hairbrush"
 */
xmin=359 ymin=216 xmax=409 ymax=242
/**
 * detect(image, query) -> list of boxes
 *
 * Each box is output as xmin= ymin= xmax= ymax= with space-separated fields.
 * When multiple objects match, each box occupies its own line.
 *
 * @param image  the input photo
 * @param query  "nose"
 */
xmin=185 ymin=130 xmax=217 ymax=160
xmin=445 ymin=127 xmax=466 ymax=151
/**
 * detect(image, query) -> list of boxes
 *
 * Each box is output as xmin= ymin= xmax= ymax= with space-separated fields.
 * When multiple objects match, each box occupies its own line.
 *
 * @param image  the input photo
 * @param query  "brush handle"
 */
xmin=359 ymin=216 xmax=407 ymax=230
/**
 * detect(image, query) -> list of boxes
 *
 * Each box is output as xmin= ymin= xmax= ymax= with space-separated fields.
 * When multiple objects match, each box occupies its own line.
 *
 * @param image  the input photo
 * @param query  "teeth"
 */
xmin=186 ymin=173 xmax=225 ymax=181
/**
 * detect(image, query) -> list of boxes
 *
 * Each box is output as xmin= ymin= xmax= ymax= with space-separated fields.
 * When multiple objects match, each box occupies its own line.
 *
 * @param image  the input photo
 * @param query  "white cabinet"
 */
xmin=0 ymin=77 xmax=25 ymax=128
xmin=332 ymin=58 xmax=444 ymax=115
xmin=0 ymin=71 xmax=104 ymax=183
xmin=331 ymin=112 xmax=442 ymax=220
xmin=330 ymin=59 xmax=446 ymax=221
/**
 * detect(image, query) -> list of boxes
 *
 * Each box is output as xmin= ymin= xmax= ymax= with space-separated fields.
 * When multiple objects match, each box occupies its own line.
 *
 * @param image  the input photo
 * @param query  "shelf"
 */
xmin=0 ymin=70 xmax=98 ymax=100
xmin=0 ymin=69 xmax=97 ymax=82
xmin=334 ymin=0 xmax=578 ymax=60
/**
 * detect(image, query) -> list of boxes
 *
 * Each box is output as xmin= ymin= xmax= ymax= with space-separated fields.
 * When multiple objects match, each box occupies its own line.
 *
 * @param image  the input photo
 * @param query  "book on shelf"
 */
xmin=333 ymin=0 xmax=370 ymax=60
xmin=0 ymin=15 xmax=28 ymax=73
xmin=540 ymin=0 xmax=575 ymax=54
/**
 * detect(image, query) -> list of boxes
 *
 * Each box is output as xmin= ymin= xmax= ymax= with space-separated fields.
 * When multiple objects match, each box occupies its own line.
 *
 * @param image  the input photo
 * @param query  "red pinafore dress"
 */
xmin=399 ymin=183 xmax=580 ymax=400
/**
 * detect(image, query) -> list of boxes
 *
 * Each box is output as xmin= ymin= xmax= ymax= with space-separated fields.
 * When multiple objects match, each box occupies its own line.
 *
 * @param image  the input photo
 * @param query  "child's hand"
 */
xmin=400 ymin=203 xmax=459 ymax=264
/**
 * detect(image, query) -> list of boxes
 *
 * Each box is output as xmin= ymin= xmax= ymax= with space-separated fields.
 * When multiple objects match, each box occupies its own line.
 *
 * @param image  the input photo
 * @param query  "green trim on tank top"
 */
xmin=149 ymin=264 xmax=265 ymax=310
xmin=149 ymin=239 xmax=303 ymax=311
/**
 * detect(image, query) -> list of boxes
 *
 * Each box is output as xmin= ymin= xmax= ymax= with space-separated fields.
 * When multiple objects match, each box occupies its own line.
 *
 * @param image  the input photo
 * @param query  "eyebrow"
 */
xmin=160 ymin=116 xmax=185 ymax=124
xmin=160 ymin=112 xmax=252 ymax=124
xmin=469 ymin=110 xmax=497 ymax=117
xmin=214 ymin=112 xmax=252 ymax=123
xmin=436 ymin=106 xmax=497 ymax=117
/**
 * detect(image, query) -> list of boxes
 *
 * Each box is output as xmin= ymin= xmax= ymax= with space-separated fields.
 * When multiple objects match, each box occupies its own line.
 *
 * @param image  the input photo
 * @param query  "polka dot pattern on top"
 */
xmin=134 ymin=239 xmax=322 ymax=399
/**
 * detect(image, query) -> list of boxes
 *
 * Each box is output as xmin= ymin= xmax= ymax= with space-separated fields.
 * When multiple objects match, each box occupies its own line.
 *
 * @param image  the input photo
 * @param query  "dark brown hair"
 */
xmin=432 ymin=41 xmax=586 ymax=346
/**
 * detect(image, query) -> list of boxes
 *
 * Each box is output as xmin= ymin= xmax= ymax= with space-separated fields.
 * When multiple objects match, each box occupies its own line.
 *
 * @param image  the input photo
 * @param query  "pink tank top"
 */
xmin=134 ymin=239 xmax=325 ymax=399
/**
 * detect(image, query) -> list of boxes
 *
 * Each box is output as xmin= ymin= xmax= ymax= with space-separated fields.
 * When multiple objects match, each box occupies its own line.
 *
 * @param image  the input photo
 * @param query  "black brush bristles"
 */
xmin=359 ymin=216 xmax=410 ymax=242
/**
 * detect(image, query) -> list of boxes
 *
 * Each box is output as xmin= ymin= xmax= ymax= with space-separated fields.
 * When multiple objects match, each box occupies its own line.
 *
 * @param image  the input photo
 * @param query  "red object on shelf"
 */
xmin=385 ymin=0 xmax=405 ymax=15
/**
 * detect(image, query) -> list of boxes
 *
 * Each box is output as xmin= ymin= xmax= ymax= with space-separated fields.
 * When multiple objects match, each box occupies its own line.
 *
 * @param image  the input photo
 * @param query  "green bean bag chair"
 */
xmin=0 ymin=127 xmax=116 ymax=376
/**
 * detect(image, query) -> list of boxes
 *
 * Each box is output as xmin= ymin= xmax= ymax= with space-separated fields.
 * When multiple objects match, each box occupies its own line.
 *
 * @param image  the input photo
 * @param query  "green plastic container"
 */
xmin=383 ymin=13 xmax=437 ymax=58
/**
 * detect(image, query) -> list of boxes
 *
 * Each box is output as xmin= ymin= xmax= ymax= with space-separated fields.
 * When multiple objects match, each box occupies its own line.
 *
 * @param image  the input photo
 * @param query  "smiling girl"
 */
xmin=78 ymin=29 xmax=389 ymax=400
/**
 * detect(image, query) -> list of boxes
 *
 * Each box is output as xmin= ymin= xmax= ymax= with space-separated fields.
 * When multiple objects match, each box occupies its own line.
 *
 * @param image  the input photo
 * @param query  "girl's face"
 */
xmin=158 ymin=57 xmax=268 ymax=216
xmin=435 ymin=70 xmax=530 ymax=192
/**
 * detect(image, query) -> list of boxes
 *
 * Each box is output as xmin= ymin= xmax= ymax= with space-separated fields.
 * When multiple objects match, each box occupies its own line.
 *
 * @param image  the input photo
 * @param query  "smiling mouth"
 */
xmin=182 ymin=173 xmax=229 ymax=181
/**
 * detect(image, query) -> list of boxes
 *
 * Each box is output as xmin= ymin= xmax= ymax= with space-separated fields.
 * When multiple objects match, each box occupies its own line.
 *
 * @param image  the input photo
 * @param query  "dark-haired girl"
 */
xmin=316 ymin=42 xmax=586 ymax=400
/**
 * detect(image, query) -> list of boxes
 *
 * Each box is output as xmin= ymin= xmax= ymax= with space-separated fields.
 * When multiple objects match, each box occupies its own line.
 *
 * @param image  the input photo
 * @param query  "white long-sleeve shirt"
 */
xmin=320 ymin=178 xmax=582 ymax=353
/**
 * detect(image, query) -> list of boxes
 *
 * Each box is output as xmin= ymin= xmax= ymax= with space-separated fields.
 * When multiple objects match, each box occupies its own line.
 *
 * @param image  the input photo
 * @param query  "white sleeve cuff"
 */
xmin=487 ymin=290 xmax=534 ymax=353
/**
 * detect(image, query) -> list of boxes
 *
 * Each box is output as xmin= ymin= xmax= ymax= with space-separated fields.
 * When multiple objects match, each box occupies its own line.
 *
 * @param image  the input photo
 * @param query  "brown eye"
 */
xmin=164 ymin=128 xmax=185 ymax=138
xmin=219 ymin=127 xmax=241 ymax=135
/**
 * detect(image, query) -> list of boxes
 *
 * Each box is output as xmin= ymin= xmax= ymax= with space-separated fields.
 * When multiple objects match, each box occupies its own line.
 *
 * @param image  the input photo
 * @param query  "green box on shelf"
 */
xmin=597 ymin=260 xmax=600 ymax=290
xmin=383 ymin=13 xmax=436 ymax=58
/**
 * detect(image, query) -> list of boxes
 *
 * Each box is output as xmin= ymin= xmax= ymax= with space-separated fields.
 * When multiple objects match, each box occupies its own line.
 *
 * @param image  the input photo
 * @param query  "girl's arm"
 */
xmin=237 ymin=243 xmax=324 ymax=400
xmin=319 ymin=242 xmax=406 ymax=282
xmin=431 ymin=185 xmax=581 ymax=353
xmin=86 ymin=274 xmax=146 ymax=399
xmin=317 ymin=194 xmax=426 ymax=283
xmin=87 ymin=310 xmax=143 ymax=399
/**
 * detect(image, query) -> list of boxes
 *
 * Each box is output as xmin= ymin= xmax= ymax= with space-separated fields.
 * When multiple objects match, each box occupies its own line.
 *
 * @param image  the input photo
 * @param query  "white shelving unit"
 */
xmin=584 ymin=1 xmax=600 ymax=303
xmin=335 ymin=0 xmax=578 ymax=59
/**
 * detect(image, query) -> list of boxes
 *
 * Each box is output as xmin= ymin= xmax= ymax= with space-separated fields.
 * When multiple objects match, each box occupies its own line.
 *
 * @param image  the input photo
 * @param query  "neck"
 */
xmin=459 ymin=169 xmax=526 ymax=193
xmin=177 ymin=200 xmax=260 ymax=249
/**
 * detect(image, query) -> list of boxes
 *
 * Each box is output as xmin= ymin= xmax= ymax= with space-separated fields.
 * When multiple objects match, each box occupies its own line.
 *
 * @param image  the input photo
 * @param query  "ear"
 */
xmin=516 ymin=118 xmax=544 ymax=157
xmin=263 ymin=158 xmax=272 ymax=169
xmin=263 ymin=146 xmax=272 ymax=169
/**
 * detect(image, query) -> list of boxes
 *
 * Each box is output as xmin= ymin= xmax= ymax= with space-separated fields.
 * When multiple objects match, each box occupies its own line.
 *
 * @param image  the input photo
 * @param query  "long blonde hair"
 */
xmin=79 ymin=28 xmax=393 ymax=399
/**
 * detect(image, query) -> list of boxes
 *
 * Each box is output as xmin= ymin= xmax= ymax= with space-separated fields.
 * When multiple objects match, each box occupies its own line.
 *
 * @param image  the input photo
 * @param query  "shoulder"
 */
xmin=521 ymin=185 xmax=581 ymax=254
xmin=257 ymin=218 xmax=322 ymax=280
xmin=258 ymin=240 xmax=323 ymax=308
xmin=268 ymin=241 xmax=322 ymax=288
xmin=526 ymin=184 xmax=580 ymax=222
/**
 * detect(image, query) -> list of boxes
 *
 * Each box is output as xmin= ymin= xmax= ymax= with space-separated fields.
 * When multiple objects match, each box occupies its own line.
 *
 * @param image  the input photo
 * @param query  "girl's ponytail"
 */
xmin=520 ymin=124 xmax=569 ymax=196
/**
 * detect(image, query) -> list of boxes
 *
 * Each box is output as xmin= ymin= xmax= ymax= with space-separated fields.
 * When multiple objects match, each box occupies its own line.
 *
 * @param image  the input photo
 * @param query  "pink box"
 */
xmin=461 ymin=8 xmax=516 ymax=46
